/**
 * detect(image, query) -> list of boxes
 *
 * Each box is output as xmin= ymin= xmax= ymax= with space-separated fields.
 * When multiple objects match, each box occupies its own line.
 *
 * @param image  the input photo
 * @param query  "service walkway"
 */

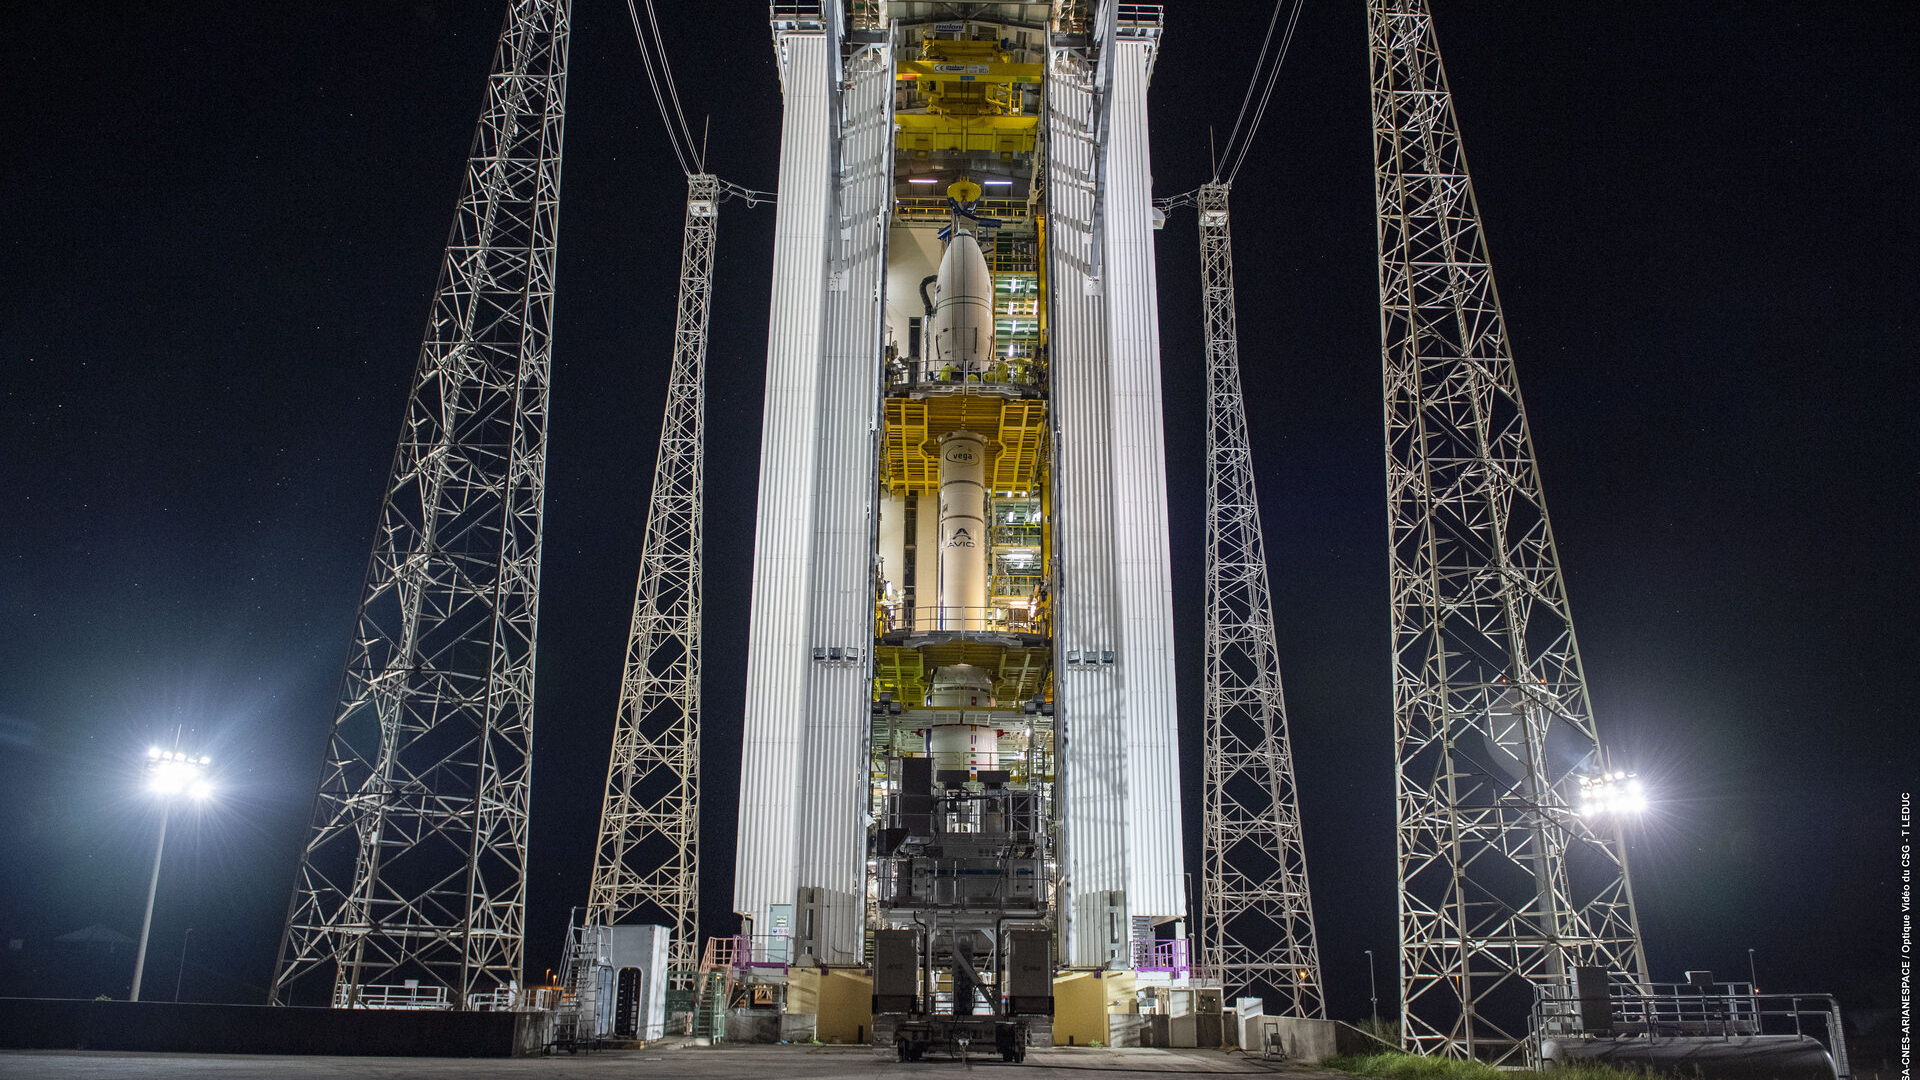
xmin=0 ymin=1043 xmax=1320 ymax=1079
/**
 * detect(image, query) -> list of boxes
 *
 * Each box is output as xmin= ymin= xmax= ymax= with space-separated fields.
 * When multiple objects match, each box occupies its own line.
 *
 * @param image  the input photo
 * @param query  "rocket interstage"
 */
xmin=927 ymin=664 xmax=998 ymax=772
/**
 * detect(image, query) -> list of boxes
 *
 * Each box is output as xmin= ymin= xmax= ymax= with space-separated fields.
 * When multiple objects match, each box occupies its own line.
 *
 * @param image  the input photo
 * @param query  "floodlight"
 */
xmin=1576 ymin=769 xmax=1647 ymax=817
xmin=131 ymin=744 xmax=215 ymax=1002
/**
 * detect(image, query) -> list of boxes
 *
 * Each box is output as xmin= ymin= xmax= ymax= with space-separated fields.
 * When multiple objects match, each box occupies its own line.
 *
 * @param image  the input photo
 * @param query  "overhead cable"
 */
xmin=624 ymin=0 xmax=701 ymax=173
xmin=640 ymin=0 xmax=702 ymax=171
xmin=1218 ymin=0 xmax=1306 ymax=185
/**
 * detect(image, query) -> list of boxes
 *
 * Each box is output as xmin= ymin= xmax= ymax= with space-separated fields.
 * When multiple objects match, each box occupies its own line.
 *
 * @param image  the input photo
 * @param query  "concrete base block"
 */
xmin=726 ymin=1008 xmax=780 ymax=1043
xmin=779 ymin=1012 xmax=816 ymax=1043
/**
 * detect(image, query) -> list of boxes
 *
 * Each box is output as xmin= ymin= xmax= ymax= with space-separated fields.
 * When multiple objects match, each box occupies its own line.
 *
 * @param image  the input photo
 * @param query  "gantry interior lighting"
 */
xmin=1577 ymin=770 xmax=1646 ymax=816
xmin=146 ymin=747 xmax=214 ymax=800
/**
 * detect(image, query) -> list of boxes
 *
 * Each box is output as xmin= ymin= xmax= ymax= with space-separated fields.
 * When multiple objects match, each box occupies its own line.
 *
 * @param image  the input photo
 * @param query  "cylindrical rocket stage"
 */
xmin=938 ymin=431 xmax=988 ymax=631
xmin=927 ymin=664 xmax=997 ymax=772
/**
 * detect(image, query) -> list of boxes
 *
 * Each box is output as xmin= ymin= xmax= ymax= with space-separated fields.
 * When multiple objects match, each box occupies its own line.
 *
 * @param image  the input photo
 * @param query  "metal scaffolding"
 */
xmin=585 ymin=173 xmax=718 ymax=970
xmin=272 ymin=0 xmax=570 ymax=1009
xmin=1370 ymin=0 xmax=1646 ymax=1060
xmin=1194 ymin=181 xmax=1325 ymax=1019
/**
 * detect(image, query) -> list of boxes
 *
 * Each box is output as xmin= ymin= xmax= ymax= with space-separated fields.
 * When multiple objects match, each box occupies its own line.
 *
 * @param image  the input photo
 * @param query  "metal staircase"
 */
xmin=552 ymin=918 xmax=609 ymax=1047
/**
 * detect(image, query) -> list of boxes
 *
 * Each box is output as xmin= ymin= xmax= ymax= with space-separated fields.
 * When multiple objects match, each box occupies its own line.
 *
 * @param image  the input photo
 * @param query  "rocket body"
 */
xmin=936 ymin=431 xmax=988 ymax=631
xmin=930 ymin=228 xmax=993 ymax=375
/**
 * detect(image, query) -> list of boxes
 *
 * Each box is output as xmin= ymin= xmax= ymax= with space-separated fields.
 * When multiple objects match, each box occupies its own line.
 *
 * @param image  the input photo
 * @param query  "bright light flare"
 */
xmin=145 ymin=748 xmax=213 ymax=800
xmin=1577 ymin=770 xmax=1647 ymax=817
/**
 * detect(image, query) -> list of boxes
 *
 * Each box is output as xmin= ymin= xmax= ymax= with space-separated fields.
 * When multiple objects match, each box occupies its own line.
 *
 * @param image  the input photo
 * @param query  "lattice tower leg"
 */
xmin=1369 ymin=0 xmax=1648 ymax=1060
xmin=272 ymin=0 xmax=571 ymax=1009
xmin=585 ymin=174 xmax=719 ymax=971
xmin=1195 ymin=182 xmax=1326 ymax=1020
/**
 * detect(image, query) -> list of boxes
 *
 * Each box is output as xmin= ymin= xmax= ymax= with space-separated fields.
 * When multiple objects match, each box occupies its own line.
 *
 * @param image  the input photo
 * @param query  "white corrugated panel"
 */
xmin=1101 ymin=37 xmax=1186 ymax=920
xmin=733 ymin=28 xmax=834 ymax=930
xmin=1046 ymin=51 xmax=1131 ymax=968
xmin=794 ymin=42 xmax=894 ymax=966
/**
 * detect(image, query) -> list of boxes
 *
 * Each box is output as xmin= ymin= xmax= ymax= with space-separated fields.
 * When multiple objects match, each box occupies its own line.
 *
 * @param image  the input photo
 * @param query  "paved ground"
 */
xmin=0 ymin=1044 xmax=1321 ymax=1079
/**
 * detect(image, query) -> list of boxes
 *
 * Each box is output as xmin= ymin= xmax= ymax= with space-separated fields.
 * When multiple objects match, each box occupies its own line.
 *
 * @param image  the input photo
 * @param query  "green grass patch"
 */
xmin=1324 ymin=1051 xmax=1654 ymax=1080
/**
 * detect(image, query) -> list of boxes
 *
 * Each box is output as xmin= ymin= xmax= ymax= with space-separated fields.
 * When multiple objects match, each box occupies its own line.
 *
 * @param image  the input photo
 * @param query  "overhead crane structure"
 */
xmin=272 ymin=0 xmax=1650 ymax=1056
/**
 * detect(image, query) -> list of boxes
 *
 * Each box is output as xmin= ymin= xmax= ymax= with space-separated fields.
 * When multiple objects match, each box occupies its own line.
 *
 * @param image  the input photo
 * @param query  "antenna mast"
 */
xmin=1196 ymin=180 xmax=1325 ymax=1019
xmin=585 ymin=172 xmax=720 ymax=970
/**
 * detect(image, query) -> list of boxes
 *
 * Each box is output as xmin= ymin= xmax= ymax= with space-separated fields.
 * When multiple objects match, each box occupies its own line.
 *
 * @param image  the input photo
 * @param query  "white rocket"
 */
xmin=929 ymin=225 xmax=993 ymax=376
xmin=928 ymin=190 xmax=998 ymax=768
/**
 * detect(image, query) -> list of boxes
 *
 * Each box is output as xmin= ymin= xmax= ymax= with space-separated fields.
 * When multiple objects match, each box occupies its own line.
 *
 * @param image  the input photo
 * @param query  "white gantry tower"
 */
xmin=732 ymin=0 xmax=1186 ymax=998
xmin=273 ymin=0 xmax=570 ymax=1010
xmin=585 ymin=173 xmax=719 ymax=971
xmin=1194 ymin=180 xmax=1325 ymax=1019
xmin=1370 ymin=0 xmax=1647 ymax=1060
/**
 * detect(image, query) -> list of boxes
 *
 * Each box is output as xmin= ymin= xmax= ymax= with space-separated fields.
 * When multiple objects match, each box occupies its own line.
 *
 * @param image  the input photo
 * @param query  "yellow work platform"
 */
xmin=897 ymin=60 xmax=1043 ymax=85
xmin=872 ymin=641 xmax=1050 ymax=705
xmin=894 ymin=112 xmax=1037 ymax=156
xmin=882 ymin=396 xmax=1046 ymax=496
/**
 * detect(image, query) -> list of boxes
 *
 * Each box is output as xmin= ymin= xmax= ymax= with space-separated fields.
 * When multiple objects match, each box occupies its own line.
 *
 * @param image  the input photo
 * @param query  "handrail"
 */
xmin=1532 ymin=979 xmax=1851 ymax=1079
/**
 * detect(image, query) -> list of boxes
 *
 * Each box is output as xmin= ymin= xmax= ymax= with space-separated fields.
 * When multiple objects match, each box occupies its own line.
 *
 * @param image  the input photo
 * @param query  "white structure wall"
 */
xmin=1101 ymin=32 xmax=1185 ymax=922
xmin=1045 ymin=44 xmax=1130 ymax=968
xmin=733 ymin=17 xmax=835 ymax=936
xmin=795 ymin=39 xmax=894 ymax=966
xmin=1047 ymin=9 xmax=1185 ymax=967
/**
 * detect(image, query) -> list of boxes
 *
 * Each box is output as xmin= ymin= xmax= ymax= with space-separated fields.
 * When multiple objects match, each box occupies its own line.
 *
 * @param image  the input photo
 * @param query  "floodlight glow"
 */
xmin=144 ymin=748 xmax=212 ymax=801
xmin=1576 ymin=769 xmax=1646 ymax=817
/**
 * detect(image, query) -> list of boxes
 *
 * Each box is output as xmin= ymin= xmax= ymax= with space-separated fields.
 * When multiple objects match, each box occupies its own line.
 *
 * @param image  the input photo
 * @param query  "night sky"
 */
xmin=4 ymin=0 xmax=1912 ymax=1054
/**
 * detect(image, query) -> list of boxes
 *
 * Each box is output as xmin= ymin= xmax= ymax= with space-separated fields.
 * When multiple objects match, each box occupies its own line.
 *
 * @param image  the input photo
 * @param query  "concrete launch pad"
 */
xmin=0 ymin=1044 xmax=1306 ymax=1079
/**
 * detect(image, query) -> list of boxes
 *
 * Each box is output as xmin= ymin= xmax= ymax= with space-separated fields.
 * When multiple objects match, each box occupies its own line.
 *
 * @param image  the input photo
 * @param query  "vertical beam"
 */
xmin=1044 ymin=33 xmax=1127 ymax=969
xmin=586 ymin=173 xmax=719 ymax=970
xmin=794 ymin=37 xmax=893 ymax=966
xmin=1045 ymin=2 xmax=1185 ymax=967
xmin=273 ymin=0 xmax=570 ymax=1009
xmin=734 ymin=4 xmax=837 ymax=936
xmin=1195 ymin=182 xmax=1325 ymax=1018
xmin=1370 ymin=0 xmax=1646 ymax=1059
xmin=1101 ymin=18 xmax=1184 ymax=925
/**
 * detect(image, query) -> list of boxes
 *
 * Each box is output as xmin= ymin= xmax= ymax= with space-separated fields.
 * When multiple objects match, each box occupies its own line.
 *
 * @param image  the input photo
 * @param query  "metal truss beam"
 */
xmin=1195 ymin=181 xmax=1325 ymax=1020
xmin=272 ymin=0 xmax=570 ymax=1009
xmin=585 ymin=173 xmax=718 ymax=970
xmin=1369 ymin=0 xmax=1647 ymax=1060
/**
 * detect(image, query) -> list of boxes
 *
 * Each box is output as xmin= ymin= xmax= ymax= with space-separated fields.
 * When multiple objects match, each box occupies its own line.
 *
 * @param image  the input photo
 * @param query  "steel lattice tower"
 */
xmin=585 ymin=173 xmax=718 ymax=970
xmin=273 ymin=0 xmax=570 ymax=1009
xmin=1194 ymin=181 xmax=1325 ymax=1019
xmin=1370 ymin=0 xmax=1646 ymax=1059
